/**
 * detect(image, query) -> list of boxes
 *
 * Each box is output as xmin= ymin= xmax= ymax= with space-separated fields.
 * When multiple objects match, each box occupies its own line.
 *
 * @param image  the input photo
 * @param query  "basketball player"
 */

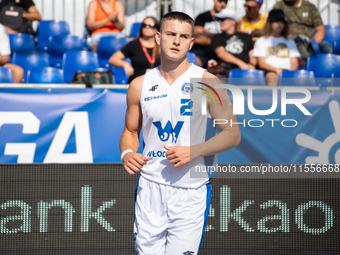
xmin=120 ymin=11 xmax=240 ymax=255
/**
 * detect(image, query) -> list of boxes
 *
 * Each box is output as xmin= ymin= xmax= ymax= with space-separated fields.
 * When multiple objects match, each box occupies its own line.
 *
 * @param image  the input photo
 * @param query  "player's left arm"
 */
xmin=165 ymin=72 xmax=241 ymax=168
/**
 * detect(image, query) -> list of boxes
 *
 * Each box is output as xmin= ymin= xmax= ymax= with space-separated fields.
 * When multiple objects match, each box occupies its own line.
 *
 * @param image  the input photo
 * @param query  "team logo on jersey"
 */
xmin=144 ymin=97 xmax=151 ymax=101
xmin=153 ymin=121 xmax=184 ymax=143
xmin=181 ymin=83 xmax=193 ymax=95
xmin=149 ymin=85 xmax=159 ymax=92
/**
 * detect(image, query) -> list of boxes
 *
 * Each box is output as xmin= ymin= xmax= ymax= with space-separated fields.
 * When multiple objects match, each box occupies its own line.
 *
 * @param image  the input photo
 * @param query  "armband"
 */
xmin=121 ymin=149 xmax=133 ymax=161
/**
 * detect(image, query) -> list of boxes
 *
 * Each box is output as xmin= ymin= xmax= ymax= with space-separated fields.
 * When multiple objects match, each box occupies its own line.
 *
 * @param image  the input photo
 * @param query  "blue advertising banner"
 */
xmin=0 ymin=88 xmax=339 ymax=164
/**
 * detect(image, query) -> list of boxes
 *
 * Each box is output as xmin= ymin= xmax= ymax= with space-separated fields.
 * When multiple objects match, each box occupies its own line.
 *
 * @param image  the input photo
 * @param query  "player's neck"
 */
xmin=158 ymin=57 xmax=192 ymax=86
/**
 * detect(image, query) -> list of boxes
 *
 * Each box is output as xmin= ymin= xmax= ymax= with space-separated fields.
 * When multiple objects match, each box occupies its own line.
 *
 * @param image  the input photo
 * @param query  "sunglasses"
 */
xmin=244 ymin=3 xmax=258 ymax=10
xmin=142 ymin=23 xmax=156 ymax=29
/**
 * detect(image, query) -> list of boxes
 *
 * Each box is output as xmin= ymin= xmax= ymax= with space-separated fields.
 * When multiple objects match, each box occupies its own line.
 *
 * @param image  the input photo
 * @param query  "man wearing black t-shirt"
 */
xmin=192 ymin=0 xmax=228 ymax=67
xmin=211 ymin=9 xmax=256 ymax=77
xmin=0 ymin=0 xmax=41 ymax=34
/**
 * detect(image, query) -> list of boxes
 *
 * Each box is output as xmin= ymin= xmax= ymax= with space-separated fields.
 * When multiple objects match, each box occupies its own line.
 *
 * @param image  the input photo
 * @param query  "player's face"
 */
xmin=156 ymin=20 xmax=194 ymax=61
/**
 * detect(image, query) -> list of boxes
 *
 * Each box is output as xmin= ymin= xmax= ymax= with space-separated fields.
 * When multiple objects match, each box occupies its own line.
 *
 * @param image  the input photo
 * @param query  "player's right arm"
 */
xmin=120 ymin=75 xmax=149 ymax=175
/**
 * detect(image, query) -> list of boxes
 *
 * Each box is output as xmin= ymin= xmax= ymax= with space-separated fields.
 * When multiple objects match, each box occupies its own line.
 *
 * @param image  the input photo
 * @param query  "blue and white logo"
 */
xmin=153 ymin=121 xmax=184 ymax=143
xmin=181 ymin=83 xmax=193 ymax=95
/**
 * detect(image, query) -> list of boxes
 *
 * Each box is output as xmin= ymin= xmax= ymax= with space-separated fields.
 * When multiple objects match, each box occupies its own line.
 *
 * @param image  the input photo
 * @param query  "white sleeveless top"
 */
xmin=140 ymin=64 xmax=216 ymax=189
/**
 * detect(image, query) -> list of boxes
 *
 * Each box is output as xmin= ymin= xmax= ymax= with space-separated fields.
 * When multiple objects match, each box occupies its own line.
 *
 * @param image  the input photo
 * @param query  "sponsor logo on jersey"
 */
xmin=144 ymin=94 xmax=167 ymax=102
xmin=183 ymin=251 xmax=194 ymax=255
xmin=149 ymin=85 xmax=159 ymax=91
xmin=153 ymin=121 xmax=184 ymax=143
xmin=181 ymin=83 xmax=193 ymax=95
xmin=146 ymin=150 xmax=167 ymax=158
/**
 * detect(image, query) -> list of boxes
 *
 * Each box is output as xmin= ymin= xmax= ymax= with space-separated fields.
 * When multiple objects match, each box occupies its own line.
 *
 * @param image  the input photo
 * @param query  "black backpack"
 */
xmin=0 ymin=4 xmax=34 ymax=34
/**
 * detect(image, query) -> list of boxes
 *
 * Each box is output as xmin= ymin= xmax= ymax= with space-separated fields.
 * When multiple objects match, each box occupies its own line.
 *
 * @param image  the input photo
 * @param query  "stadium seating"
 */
xmin=9 ymin=33 xmax=35 ymax=53
xmin=27 ymin=67 xmax=65 ymax=83
xmin=0 ymin=66 xmax=13 ymax=83
xmin=307 ymin=54 xmax=340 ymax=86
xmin=333 ymin=40 xmax=340 ymax=55
xmin=97 ymin=35 xmax=130 ymax=68
xmin=49 ymin=34 xmax=83 ymax=68
xmin=62 ymin=51 xmax=99 ymax=83
xmin=187 ymin=52 xmax=198 ymax=65
xmin=228 ymin=69 xmax=266 ymax=86
xmin=310 ymin=39 xmax=320 ymax=54
xmin=36 ymin=20 xmax=70 ymax=51
xmin=278 ymin=70 xmax=316 ymax=86
xmin=130 ymin=22 xmax=141 ymax=38
xmin=111 ymin=58 xmax=131 ymax=84
xmin=323 ymin=25 xmax=340 ymax=45
xmin=12 ymin=50 xmax=50 ymax=82
xmin=331 ymin=72 xmax=340 ymax=86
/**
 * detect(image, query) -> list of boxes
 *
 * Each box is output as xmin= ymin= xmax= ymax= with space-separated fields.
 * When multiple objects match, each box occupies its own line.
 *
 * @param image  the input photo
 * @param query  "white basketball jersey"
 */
xmin=140 ymin=64 xmax=216 ymax=189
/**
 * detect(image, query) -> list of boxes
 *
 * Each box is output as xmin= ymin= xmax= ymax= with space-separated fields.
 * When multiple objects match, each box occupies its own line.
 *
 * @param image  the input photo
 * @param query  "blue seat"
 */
xmin=187 ymin=52 xmax=198 ymax=65
xmin=0 ymin=66 xmax=13 ymax=83
xmin=331 ymin=72 xmax=340 ymax=86
xmin=111 ymin=58 xmax=131 ymax=84
xmin=307 ymin=54 xmax=340 ymax=86
xmin=310 ymin=39 xmax=320 ymax=54
xmin=12 ymin=50 xmax=50 ymax=82
xmin=27 ymin=67 xmax=65 ymax=83
xmin=130 ymin=22 xmax=141 ymax=38
xmin=278 ymin=70 xmax=316 ymax=86
xmin=9 ymin=33 xmax=35 ymax=63
xmin=97 ymin=35 xmax=128 ymax=68
xmin=36 ymin=20 xmax=70 ymax=51
xmin=228 ymin=69 xmax=266 ymax=86
xmin=49 ymin=34 xmax=83 ymax=68
xmin=62 ymin=51 xmax=99 ymax=83
xmin=333 ymin=40 xmax=340 ymax=55
xmin=324 ymin=25 xmax=340 ymax=45
xmin=9 ymin=33 xmax=35 ymax=53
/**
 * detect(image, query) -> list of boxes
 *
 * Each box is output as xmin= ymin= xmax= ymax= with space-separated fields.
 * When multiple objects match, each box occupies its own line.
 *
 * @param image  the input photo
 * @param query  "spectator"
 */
xmin=109 ymin=16 xmax=160 ymax=83
xmin=86 ymin=0 xmax=125 ymax=52
xmin=253 ymin=9 xmax=300 ymax=86
xmin=0 ymin=24 xmax=24 ymax=83
xmin=192 ymin=0 xmax=228 ymax=67
xmin=273 ymin=0 xmax=333 ymax=55
xmin=210 ymin=9 xmax=256 ymax=78
xmin=0 ymin=0 xmax=41 ymax=34
xmin=237 ymin=0 xmax=267 ymax=40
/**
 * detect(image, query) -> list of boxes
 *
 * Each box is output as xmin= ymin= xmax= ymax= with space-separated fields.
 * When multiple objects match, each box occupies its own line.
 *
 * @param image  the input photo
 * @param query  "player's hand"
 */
xmin=164 ymin=145 xmax=190 ymax=168
xmin=122 ymin=152 xmax=149 ymax=175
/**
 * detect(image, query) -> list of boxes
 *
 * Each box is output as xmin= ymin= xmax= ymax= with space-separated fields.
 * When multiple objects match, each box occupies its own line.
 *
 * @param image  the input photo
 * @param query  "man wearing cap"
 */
xmin=273 ymin=0 xmax=333 ymax=54
xmin=211 ymin=8 xmax=256 ymax=78
xmin=237 ymin=0 xmax=267 ymax=41
xmin=192 ymin=0 xmax=228 ymax=67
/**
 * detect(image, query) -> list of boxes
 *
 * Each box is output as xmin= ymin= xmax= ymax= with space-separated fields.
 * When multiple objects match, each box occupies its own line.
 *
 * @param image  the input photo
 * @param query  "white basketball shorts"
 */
xmin=134 ymin=175 xmax=211 ymax=255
